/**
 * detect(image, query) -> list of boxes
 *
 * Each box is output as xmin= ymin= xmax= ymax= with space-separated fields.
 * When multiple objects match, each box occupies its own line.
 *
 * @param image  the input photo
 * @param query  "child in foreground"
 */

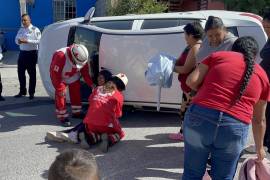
xmin=48 ymin=148 xmax=99 ymax=180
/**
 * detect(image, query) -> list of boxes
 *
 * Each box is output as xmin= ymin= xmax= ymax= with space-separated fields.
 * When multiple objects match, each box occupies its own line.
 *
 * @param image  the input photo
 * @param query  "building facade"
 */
xmin=161 ymin=0 xmax=225 ymax=12
xmin=0 ymin=0 xmax=96 ymax=50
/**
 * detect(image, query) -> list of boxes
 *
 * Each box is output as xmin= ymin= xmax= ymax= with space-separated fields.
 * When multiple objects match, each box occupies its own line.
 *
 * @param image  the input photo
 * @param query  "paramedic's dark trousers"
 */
xmin=17 ymin=50 xmax=37 ymax=96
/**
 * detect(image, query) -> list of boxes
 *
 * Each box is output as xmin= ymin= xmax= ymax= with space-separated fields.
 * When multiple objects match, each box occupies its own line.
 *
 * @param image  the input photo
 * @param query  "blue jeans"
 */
xmin=182 ymin=104 xmax=249 ymax=180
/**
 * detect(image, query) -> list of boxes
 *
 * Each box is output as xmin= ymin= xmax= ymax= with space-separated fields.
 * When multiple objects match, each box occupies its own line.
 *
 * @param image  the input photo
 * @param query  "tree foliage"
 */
xmin=107 ymin=0 xmax=168 ymax=16
xmin=217 ymin=0 xmax=270 ymax=15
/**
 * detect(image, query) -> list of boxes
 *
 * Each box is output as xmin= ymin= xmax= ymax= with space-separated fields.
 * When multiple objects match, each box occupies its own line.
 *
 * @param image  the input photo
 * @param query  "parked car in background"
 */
xmin=38 ymin=8 xmax=267 ymax=111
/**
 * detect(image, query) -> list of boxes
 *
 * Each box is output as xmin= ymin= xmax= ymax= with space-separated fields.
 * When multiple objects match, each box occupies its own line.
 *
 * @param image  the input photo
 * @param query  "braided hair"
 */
xmin=231 ymin=36 xmax=259 ymax=101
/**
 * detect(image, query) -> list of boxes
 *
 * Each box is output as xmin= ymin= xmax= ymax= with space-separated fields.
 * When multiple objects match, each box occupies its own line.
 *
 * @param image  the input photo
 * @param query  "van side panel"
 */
xmin=237 ymin=26 xmax=267 ymax=63
xmin=99 ymin=33 xmax=185 ymax=107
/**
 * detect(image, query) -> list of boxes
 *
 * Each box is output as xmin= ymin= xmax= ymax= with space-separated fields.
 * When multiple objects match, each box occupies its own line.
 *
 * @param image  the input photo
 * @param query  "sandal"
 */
xmin=168 ymin=132 xmax=184 ymax=141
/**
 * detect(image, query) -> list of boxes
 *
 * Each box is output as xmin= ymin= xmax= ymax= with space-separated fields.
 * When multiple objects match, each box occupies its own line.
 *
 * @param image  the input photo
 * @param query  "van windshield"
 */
xmin=90 ymin=20 xmax=133 ymax=30
xmin=141 ymin=19 xmax=199 ymax=29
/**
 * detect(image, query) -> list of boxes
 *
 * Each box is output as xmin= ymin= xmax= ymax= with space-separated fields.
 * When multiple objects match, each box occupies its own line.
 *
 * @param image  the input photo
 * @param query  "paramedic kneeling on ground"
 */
xmin=182 ymin=36 xmax=270 ymax=180
xmin=50 ymin=44 xmax=93 ymax=127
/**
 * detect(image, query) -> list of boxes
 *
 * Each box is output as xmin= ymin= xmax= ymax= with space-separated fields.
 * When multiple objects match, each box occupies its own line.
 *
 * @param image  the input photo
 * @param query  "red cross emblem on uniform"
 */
xmin=54 ymin=65 xmax=59 ymax=72
xmin=74 ymin=52 xmax=79 ymax=58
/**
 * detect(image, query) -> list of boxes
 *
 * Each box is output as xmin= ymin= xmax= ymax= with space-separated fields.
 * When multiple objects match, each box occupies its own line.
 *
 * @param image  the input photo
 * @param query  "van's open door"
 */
xmin=83 ymin=7 xmax=95 ymax=24
xmin=67 ymin=25 xmax=102 ymax=102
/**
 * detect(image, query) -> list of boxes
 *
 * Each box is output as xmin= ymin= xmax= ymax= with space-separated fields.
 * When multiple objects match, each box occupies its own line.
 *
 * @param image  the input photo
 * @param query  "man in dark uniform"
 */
xmin=14 ymin=14 xmax=41 ymax=99
xmin=260 ymin=10 xmax=270 ymax=153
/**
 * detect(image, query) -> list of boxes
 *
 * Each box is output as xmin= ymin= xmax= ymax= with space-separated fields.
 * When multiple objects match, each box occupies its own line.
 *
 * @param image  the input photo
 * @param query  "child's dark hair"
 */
xmin=103 ymin=76 xmax=126 ymax=92
xmin=99 ymin=70 xmax=112 ymax=82
xmin=48 ymin=149 xmax=99 ymax=180
xmin=205 ymin=16 xmax=225 ymax=32
xmin=184 ymin=21 xmax=204 ymax=40
xmin=111 ymin=76 xmax=126 ymax=91
xmin=231 ymin=36 xmax=258 ymax=101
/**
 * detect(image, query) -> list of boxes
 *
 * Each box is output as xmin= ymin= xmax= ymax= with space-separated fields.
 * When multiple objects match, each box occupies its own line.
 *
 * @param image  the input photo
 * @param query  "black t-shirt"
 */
xmin=260 ymin=39 xmax=270 ymax=79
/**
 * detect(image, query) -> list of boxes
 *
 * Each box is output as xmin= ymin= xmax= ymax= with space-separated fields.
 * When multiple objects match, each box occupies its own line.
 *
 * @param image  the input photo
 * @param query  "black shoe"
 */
xmin=99 ymin=133 xmax=109 ymax=153
xmin=29 ymin=95 xmax=34 ymax=100
xmin=14 ymin=92 xmax=26 ymax=98
xmin=60 ymin=119 xmax=72 ymax=127
xmin=0 ymin=96 xmax=5 ymax=101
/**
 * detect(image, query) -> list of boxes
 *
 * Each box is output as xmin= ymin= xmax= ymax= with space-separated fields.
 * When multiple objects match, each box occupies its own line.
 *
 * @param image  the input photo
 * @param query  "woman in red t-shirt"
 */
xmin=169 ymin=21 xmax=204 ymax=140
xmin=46 ymin=73 xmax=128 ymax=153
xmin=182 ymin=36 xmax=270 ymax=180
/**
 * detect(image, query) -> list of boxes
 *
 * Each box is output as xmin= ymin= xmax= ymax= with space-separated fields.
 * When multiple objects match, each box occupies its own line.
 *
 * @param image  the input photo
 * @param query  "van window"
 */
xmin=227 ymin=26 xmax=239 ymax=37
xmin=90 ymin=20 xmax=133 ymax=30
xmin=67 ymin=26 xmax=102 ymax=101
xmin=141 ymin=19 xmax=198 ymax=29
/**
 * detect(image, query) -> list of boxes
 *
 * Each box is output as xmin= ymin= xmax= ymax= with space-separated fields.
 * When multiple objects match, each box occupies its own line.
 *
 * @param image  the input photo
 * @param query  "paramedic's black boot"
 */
xmin=99 ymin=133 xmax=109 ymax=153
xmin=60 ymin=118 xmax=72 ymax=127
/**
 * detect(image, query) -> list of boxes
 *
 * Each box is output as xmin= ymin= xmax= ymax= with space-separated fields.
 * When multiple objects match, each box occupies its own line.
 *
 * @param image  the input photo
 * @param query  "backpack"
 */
xmin=239 ymin=157 xmax=270 ymax=180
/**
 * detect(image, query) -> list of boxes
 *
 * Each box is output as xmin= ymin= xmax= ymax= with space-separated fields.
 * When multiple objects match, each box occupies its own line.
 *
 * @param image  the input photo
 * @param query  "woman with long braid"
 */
xmin=182 ymin=36 xmax=270 ymax=180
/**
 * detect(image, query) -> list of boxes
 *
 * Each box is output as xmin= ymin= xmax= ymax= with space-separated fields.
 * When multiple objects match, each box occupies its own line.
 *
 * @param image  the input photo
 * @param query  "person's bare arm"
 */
xmin=252 ymin=100 xmax=267 ymax=161
xmin=186 ymin=63 xmax=208 ymax=90
xmin=174 ymin=44 xmax=200 ymax=74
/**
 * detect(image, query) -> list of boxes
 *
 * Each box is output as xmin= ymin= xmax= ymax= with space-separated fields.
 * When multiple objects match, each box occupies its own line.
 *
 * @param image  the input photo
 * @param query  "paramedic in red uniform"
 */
xmin=50 ymin=44 xmax=93 ymax=127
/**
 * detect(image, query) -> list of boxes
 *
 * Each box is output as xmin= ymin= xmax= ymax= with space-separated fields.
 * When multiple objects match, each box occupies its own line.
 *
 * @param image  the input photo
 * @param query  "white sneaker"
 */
xmin=58 ymin=131 xmax=78 ymax=143
xmin=46 ymin=131 xmax=65 ymax=142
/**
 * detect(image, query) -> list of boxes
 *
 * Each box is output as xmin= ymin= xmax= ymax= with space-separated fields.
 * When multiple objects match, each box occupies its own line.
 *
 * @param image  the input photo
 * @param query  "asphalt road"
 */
xmin=0 ymin=52 xmax=269 ymax=180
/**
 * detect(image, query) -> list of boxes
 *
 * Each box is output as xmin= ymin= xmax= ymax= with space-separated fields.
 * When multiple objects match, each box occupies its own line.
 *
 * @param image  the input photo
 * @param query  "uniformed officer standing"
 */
xmin=14 ymin=14 xmax=41 ymax=99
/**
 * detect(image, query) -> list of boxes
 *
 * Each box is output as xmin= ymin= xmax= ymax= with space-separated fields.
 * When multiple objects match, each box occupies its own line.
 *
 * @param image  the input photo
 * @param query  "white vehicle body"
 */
xmin=38 ymin=9 xmax=267 ymax=110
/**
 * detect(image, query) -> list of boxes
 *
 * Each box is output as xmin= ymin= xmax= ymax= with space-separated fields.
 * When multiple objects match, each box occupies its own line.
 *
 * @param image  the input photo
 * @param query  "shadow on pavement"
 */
xmin=0 ymin=101 xmax=180 ymax=132
xmin=121 ymin=110 xmax=180 ymax=128
xmin=0 ymin=96 xmax=82 ymax=132
xmin=0 ymin=51 xmax=19 ymax=66
xmin=0 ymin=96 xmax=54 ymax=111
xmin=41 ymin=132 xmax=183 ymax=180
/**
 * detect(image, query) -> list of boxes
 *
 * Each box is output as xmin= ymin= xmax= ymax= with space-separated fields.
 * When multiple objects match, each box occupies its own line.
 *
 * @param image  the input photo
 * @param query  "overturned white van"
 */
xmin=38 ymin=8 xmax=267 ymax=110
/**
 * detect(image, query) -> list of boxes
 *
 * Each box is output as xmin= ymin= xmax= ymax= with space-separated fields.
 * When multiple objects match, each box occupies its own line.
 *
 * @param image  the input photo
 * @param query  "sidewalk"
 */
xmin=0 ymin=50 xmax=19 ymax=67
xmin=0 ymin=50 xmax=48 ymax=107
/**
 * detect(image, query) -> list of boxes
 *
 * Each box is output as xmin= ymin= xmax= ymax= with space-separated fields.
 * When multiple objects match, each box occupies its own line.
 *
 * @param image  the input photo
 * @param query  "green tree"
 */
xmin=217 ymin=0 xmax=270 ymax=15
xmin=107 ymin=0 xmax=168 ymax=16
